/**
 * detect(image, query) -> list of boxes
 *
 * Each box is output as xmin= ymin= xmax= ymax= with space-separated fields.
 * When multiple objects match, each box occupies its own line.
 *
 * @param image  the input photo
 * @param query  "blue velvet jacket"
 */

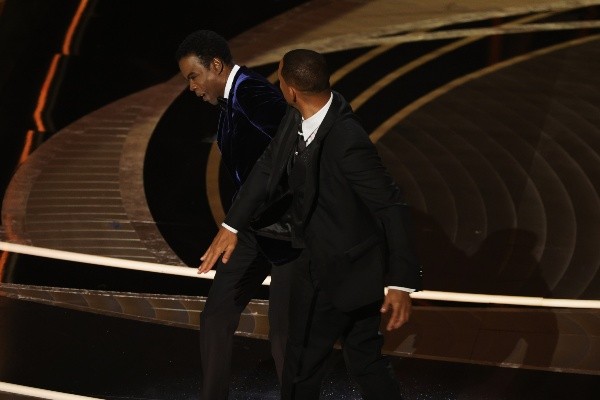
xmin=218 ymin=66 xmax=298 ymax=265
xmin=218 ymin=66 xmax=286 ymax=188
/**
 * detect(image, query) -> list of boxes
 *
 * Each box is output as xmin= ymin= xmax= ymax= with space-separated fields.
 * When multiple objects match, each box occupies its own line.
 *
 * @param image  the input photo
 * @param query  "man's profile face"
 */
xmin=179 ymin=54 xmax=224 ymax=106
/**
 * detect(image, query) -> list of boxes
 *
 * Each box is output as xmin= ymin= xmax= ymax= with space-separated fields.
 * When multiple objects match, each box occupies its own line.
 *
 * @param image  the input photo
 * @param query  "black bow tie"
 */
xmin=217 ymin=96 xmax=227 ymax=112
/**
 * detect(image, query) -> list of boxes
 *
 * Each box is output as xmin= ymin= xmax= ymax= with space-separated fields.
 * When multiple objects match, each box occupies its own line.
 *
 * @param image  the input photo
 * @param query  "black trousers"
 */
xmin=281 ymin=255 xmax=403 ymax=400
xmin=199 ymin=229 xmax=295 ymax=400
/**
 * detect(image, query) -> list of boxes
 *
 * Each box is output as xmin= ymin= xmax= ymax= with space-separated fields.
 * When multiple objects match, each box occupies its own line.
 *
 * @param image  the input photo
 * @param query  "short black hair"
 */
xmin=175 ymin=30 xmax=233 ymax=68
xmin=281 ymin=49 xmax=330 ymax=93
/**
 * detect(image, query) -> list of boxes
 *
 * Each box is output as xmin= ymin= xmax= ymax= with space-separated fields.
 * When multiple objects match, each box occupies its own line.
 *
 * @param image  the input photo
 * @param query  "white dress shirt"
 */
xmin=223 ymin=64 xmax=240 ymax=99
xmin=298 ymin=93 xmax=333 ymax=146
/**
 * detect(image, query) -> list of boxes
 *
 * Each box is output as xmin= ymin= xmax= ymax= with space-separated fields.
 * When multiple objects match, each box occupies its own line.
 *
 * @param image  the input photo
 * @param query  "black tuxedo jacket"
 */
xmin=226 ymin=91 xmax=422 ymax=311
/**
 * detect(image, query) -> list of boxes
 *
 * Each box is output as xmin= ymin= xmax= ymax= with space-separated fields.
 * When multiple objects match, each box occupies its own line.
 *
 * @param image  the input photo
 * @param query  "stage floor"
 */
xmin=1 ymin=295 xmax=599 ymax=400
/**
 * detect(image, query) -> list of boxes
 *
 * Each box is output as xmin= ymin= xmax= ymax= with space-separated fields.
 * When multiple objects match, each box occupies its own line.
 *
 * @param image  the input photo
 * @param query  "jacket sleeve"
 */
xmin=335 ymin=118 xmax=423 ymax=291
xmin=224 ymin=107 xmax=294 ymax=230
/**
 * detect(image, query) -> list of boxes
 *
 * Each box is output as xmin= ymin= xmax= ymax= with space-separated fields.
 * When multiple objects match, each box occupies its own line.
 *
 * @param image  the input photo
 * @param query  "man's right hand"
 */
xmin=198 ymin=226 xmax=238 ymax=273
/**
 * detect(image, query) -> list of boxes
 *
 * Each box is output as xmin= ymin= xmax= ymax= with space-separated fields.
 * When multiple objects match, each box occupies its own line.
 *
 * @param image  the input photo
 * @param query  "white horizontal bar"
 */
xmin=0 ymin=381 xmax=103 ymax=400
xmin=3 ymin=241 xmax=600 ymax=308
xmin=0 ymin=240 xmax=272 ymax=285
xmin=408 ymin=289 xmax=600 ymax=309
xmin=0 ymin=240 xmax=207 ymax=277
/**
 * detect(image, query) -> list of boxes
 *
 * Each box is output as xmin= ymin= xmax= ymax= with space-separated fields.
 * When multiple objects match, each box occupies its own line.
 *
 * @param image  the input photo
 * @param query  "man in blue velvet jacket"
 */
xmin=176 ymin=30 xmax=300 ymax=400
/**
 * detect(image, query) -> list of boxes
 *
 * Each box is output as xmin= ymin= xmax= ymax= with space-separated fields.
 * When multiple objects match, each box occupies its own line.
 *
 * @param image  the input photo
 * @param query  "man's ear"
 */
xmin=211 ymin=57 xmax=223 ymax=74
xmin=289 ymin=86 xmax=298 ymax=103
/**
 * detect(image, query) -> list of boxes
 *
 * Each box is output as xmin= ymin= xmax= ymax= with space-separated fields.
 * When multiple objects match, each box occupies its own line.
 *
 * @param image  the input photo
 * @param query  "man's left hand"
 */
xmin=380 ymin=289 xmax=412 ymax=331
xmin=198 ymin=226 xmax=238 ymax=274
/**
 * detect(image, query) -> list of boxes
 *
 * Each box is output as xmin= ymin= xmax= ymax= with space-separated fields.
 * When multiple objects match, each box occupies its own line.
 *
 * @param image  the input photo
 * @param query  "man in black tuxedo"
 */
xmin=176 ymin=30 xmax=301 ymax=400
xmin=200 ymin=49 xmax=422 ymax=399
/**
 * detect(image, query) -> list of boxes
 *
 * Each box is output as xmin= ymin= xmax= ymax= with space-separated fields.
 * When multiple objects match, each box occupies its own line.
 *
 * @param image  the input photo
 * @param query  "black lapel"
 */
xmin=299 ymin=93 xmax=341 ymax=223
xmin=267 ymin=107 xmax=301 ymax=194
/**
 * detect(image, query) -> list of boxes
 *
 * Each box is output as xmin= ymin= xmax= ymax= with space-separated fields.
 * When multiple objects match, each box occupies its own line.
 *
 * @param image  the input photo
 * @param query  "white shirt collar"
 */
xmin=300 ymin=92 xmax=333 ymax=145
xmin=223 ymin=64 xmax=240 ymax=99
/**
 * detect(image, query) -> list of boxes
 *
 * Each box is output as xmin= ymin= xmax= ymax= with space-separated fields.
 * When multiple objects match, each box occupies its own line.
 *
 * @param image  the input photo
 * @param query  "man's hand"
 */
xmin=198 ymin=226 xmax=238 ymax=274
xmin=380 ymin=289 xmax=412 ymax=331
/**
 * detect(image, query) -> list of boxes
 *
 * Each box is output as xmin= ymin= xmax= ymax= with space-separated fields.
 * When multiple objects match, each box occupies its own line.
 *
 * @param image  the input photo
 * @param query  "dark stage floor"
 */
xmin=1 ymin=296 xmax=599 ymax=400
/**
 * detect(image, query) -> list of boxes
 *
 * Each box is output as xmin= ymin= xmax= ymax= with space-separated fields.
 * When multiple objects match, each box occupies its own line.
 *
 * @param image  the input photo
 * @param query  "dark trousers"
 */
xmin=281 ymin=256 xmax=402 ymax=400
xmin=199 ymin=229 xmax=295 ymax=400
